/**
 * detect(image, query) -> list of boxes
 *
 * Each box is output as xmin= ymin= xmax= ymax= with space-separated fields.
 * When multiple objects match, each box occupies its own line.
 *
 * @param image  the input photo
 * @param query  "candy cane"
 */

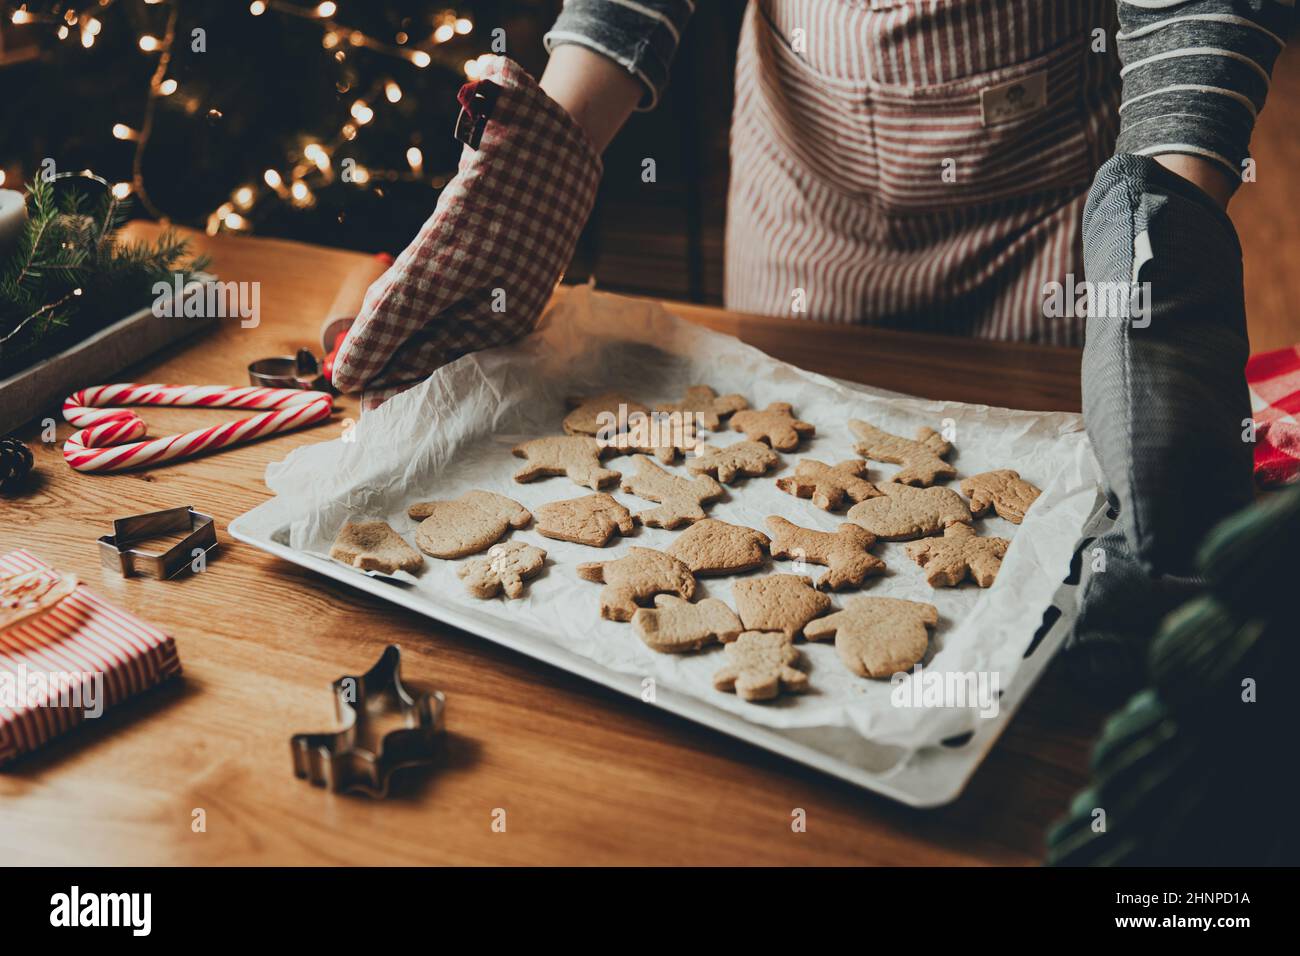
xmin=62 ymin=383 xmax=334 ymax=473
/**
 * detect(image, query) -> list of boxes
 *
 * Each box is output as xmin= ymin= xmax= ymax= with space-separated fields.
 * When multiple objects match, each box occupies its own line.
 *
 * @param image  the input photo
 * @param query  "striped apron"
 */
xmin=725 ymin=0 xmax=1122 ymax=346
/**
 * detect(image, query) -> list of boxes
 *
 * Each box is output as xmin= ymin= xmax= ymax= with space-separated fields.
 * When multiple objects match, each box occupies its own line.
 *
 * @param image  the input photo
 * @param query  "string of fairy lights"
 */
xmin=9 ymin=0 xmax=495 ymax=233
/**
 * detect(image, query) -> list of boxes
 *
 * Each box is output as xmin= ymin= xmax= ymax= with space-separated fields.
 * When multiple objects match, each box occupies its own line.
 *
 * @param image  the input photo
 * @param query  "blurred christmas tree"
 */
xmin=0 ymin=0 xmax=548 ymax=252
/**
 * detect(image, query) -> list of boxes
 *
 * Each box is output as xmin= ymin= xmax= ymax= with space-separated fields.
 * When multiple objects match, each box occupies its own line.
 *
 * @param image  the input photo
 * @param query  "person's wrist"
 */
xmin=1152 ymin=154 xmax=1238 ymax=210
xmin=539 ymin=44 xmax=641 ymax=154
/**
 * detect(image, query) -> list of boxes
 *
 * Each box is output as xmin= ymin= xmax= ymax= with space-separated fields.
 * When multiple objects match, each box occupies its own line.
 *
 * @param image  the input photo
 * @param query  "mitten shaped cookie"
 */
xmin=563 ymin=392 xmax=650 ymax=437
xmin=960 ymin=469 xmax=1041 ymax=524
xmin=331 ymin=520 xmax=425 ymax=574
xmin=775 ymin=458 xmax=880 ymax=511
xmin=620 ymin=456 xmax=723 ymax=529
xmin=848 ymin=420 xmax=956 ymax=486
xmin=458 ymin=540 xmax=547 ymax=599
xmin=732 ymin=574 xmax=831 ymax=640
xmin=730 ymin=402 xmax=815 ymax=451
xmin=632 ymin=595 xmax=743 ymax=652
xmin=512 ymin=436 xmax=621 ymax=490
xmin=846 ymin=482 xmax=971 ymax=540
xmin=667 ymin=519 xmax=770 ymax=576
xmin=804 ymin=596 xmax=938 ymax=678
xmin=712 ymin=631 xmax=809 ymax=702
xmin=655 ymin=385 xmax=748 ymax=431
xmin=686 ymin=440 xmax=780 ymax=484
xmin=765 ymin=516 xmax=885 ymax=591
xmin=904 ymin=523 xmax=1009 ymax=588
xmin=576 ymin=547 xmax=696 ymax=622
xmin=408 ymin=489 xmax=532 ymax=558
xmin=535 ymin=493 xmax=637 ymax=547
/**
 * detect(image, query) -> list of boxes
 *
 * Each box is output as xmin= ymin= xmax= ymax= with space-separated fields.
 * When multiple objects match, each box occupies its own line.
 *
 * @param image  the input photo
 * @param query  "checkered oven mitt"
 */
xmin=330 ymin=56 xmax=602 ymax=407
xmin=1248 ymin=345 xmax=1300 ymax=487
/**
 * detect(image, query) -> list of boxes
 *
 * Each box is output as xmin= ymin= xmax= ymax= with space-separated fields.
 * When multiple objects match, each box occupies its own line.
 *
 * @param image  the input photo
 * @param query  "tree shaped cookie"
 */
xmin=535 ymin=493 xmax=637 ymax=547
xmin=666 ymin=518 xmax=771 ymax=575
xmin=562 ymin=392 xmax=650 ymax=436
xmin=512 ymin=436 xmax=621 ymax=490
xmin=904 ymin=523 xmax=1009 ymax=588
xmin=775 ymin=458 xmax=881 ymax=511
xmin=458 ymin=541 xmax=547 ymax=599
xmin=804 ymin=596 xmax=939 ymax=678
xmin=576 ymin=547 xmax=696 ymax=621
xmin=654 ymin=385 xmax=748 ymax=432
xmin=732 ymin=574 xmax=831 ymax=639
xmin=408 ymin=490 xmax=532 ymax=558
xmin=712 ymin=631 xmax=809 ymax=702
xmin=846 ymin=482 xmax=971 ymax=540
xmin=605 ymin=412 xmax=701 ymax=463
xmin=631 ymin=595 xmax=743 ymax=652
xmin=730 ymin=402 xmax=815 ymax=451
xmin=848 ymin=420 xmax=956 ymax=486
xmin=765 ymin=516 xmax=885 ymax=591
xmin=960 ymin=469 xmax=1042 ymax=524
xmin=331 ymin=520 xmax=424 ymax=574
xmin=620 ymin=456 xmax=723 ymax=529
xmin=686 ymin=440 xmax=780 ymax=484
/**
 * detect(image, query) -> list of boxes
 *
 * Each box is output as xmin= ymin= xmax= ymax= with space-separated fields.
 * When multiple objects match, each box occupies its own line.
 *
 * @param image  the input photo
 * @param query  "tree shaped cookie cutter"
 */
xmin=291 ymin=644 xmax=445 ymax=797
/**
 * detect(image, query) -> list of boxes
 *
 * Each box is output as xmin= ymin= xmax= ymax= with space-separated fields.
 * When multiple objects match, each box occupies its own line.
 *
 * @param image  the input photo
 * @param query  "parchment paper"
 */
xmin=258 ymin=285 xmax=1101 ymax=750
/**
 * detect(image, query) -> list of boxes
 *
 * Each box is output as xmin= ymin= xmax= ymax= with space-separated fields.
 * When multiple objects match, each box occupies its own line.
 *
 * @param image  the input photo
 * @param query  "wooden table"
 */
xmin=0 ymin=223 xmax=1111 ymax=865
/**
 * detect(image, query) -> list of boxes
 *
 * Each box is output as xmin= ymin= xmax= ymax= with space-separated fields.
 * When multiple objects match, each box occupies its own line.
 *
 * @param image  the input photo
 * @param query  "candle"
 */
xmin=0 ymin=189 xmax=27 ymax=265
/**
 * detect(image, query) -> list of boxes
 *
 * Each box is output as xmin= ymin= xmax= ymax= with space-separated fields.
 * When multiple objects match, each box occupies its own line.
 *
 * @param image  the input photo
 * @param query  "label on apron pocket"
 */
xmin=980 ymin=71 xmax=1048 ymax=127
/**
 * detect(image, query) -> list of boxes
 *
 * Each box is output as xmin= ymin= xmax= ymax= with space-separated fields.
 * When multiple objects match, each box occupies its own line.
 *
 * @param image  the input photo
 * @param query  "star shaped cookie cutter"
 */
xmin=291 ymin=644 xmax=445 ymax=797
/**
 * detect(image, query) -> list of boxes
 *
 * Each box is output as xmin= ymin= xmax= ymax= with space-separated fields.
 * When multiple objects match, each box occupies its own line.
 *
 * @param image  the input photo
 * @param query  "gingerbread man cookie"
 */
xmin=631 ymin=595 xmax=743 ymax=653
xmin=712 ymin=631 xmax=809 ymax=702
xmin=535 ymin=493 xmax=637 ymax=547
xmin=512 ymin=436 xmax=621 ymax=490
xmin=620 ymin=456 xmax=723 ymax=529
xmin=848 ymin=420 xmax=956 ymax=486
xmin=765 ymin=516 xmax=885 ymax=591
xmin=576 ymin=547 xmax=696 ymax=622
xmin=330 ymin=520 xmax=424 ymax=575
xmin=730 ymin=402 xmax=815 ymax=451
xmin=804 ymin=596 xmax=938 ymax=678
xmin=845 ymin=482 xmax=971 ymax=540
xmin=654 ymin=385 xmax=748 ymax=432
xmin=686 ymin=440 xmax=780 ymax=485
xmin=407 ymin=490 xmax=532 ymax=558
xmin=732 ymin=574 xmax=831 ymax=640
xmin=960 ymin=469 xmax=1041 ymax=524
xmin=458 ymin=541 xmax=547 ymax=599
xmin=667 ymin=519 xmax=771 ymax=576
xmin=904 ymin=523 xmax=1009 ymax=588
xmin=775 ymin=458 xmax=880 ymax=511
xmin=562 ymin=392 xmax=650 ymax=436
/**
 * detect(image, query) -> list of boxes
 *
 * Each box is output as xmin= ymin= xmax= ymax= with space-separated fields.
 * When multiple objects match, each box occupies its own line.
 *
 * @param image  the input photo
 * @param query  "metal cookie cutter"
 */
xmin=248 ymin=347 xmax=332 ymax=392
xmin=99 ymin=506 xmax=218 ymax=579
xmin=291 ymin=644 xmax=445 ymax=798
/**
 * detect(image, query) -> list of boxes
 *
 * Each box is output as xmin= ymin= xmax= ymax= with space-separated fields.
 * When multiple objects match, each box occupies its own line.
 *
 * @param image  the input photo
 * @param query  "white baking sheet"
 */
xmin=232 ymin=285 xmax=1100 ymax=772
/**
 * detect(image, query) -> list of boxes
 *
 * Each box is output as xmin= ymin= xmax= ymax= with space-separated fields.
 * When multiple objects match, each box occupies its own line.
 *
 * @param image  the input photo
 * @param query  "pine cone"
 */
xmin=0 ymin=436 xmax=34 ymax=493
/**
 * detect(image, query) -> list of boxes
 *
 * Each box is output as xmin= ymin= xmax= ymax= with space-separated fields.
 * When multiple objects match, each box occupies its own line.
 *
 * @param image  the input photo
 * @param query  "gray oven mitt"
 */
xmin=1065 ymin=154 xmax=1255 ymax=698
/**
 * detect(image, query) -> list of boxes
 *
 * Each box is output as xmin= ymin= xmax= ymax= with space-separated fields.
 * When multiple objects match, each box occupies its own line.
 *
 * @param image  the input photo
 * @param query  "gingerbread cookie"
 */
xmin=848 ymin=420 xmax=956 ymax=486
xmin=730 ymin=402 xmax=815 ymax=451
xmin=775 ymin=458 xmax=880 ymax=511
xmin=686 ymin=440 xmax=780 ymax=485
xmin=562 ymin=392 xmax=650 ymax=436
xmin=960 ymin=469 xmax=1041 ymax=524
xmin=535 ymin=493 xmax=637 ymax=547
xmin=576 ymin=547 xmax=696 ymax=622
xmin=732 ymin=574 xmax=831 ymax=640
xmin=620 ymin=456 xmax=723 ymax=529
xmin=654 ymin=385 xmax=748 ymax=432
xmin=631 ymin=595 xmax=743 ymax=653
xmin=804 ymin=596 xmax=938 ymax=678
xmin=606 ymin=413 xmax=700 ymax=463
xmin=765 ymin=516 xmax=885 ymax=591
xmin=331 ymin=520 xmax=424 ymax=575
xmin=712 ymin=631 xmax=809 ymax=702
xmin=904 ymin=523 xmax=1009 ymax=588
xmin=512 ymin=436 xmax=621 ymax=490
xmin=845 ymin=482 xmax=972 ymax=540
xmin=407 ymin=490 xmax=532 ymax=558
xmin=457 ymin=541 xmax=547 ymax=599
xmin=666 ymin=519 xmax=771 ymax=576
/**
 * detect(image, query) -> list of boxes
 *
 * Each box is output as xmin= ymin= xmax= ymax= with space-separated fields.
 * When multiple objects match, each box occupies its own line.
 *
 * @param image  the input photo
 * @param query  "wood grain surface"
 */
xmin=0 ymin=222 xmax=1113 ymax=866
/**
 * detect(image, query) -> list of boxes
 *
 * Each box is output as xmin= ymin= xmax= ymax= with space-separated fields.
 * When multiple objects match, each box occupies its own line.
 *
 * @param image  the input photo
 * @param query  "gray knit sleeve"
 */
xmin=544 ymin=0 xmax=695 ymax=111
xmin=1114 ymin=0 xmax=1292 ymax=178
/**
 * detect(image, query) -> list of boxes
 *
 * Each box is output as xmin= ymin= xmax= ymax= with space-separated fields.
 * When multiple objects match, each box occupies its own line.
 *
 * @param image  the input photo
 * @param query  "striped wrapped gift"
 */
xmin=0 ymin=549 xmax=181 ymax=766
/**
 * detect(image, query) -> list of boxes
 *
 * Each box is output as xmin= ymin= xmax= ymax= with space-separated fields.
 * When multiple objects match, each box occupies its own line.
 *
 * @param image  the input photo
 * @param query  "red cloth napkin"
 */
xmin=1247 ymin=345 xmax=1300 ymax=487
